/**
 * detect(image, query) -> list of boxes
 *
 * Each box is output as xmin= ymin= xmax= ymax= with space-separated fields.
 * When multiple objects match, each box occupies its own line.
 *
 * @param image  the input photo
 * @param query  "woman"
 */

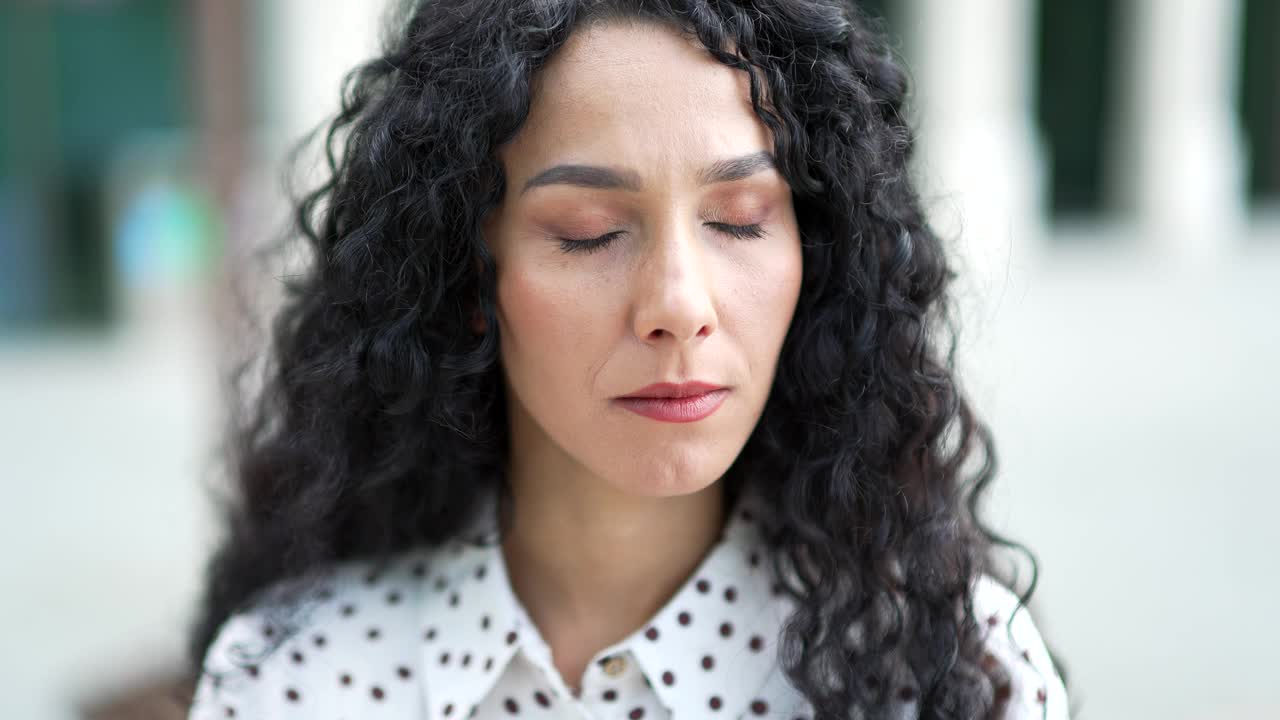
xmin=186 ymin=1 xmax=1071 ymax=718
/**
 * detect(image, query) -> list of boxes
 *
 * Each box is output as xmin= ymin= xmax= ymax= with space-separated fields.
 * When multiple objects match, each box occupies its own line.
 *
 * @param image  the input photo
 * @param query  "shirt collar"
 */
xmin=417 ymin=484 xmax=788 ymax=720
xmin=414 ymin=498 xmax=524 ymax=719
xmin=626 ymin=485 xmax=787 ymax=720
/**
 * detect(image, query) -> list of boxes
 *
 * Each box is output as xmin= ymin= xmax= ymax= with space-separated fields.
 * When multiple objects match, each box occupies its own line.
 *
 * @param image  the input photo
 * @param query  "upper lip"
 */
xmin=618 ymin=381 xmax=727 ymax=399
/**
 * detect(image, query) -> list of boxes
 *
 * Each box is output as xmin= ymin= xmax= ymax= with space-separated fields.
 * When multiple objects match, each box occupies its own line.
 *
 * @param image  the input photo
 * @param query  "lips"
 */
xmin=614 ymin=381 xmax=730 ymax=423
xmin=618 ymin=381 xmax=727 ymax=399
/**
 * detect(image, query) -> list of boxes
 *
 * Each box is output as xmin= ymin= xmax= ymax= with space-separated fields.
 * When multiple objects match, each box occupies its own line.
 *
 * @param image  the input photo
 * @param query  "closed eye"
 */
xmin=557 ymin=222 xmax=766 ymax=254
xmin=709 ymin=222 xmax=766 ymax=240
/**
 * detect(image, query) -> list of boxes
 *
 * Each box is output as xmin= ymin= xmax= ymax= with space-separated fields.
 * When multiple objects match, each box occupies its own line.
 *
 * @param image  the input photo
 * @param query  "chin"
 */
xmin=599 ymin=450 xmax=735 ymax=499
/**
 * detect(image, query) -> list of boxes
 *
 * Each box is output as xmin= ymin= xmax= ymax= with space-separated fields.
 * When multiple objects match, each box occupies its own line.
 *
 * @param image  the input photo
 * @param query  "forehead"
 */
xmin=499 ymin=20 xmax=772 ymax=183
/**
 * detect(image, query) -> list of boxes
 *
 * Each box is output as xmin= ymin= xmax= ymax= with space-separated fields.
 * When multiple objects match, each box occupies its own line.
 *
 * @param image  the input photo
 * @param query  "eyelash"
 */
xmin=557 ymin=222 xmax=766 ymax=254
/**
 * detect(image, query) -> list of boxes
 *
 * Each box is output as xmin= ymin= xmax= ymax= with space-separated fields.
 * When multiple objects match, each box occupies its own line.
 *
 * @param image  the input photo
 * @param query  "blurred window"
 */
xmin=0 ymin=0 xmax=190 ymax=331
xmin=1035 ymin=0 xmax=1120 ymax=220
xmin=1240 ymin=0 xmax=1280 ymax=209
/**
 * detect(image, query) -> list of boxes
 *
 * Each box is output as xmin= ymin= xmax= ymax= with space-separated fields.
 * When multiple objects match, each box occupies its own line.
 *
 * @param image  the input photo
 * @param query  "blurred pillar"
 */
xmin=1108 ymin=0 xmax=1248 ymax=261
xmin=191 ymin=0 xmax=394 ymax=398
xmin=191 ymin=0 xmax=250 ymax=371
xmin=268 ymin=0 xmax=395 ymax=174
xmin=192 ymin=0 xmax=248 ymax=229
xmin=899 ymin=0 xmax=1047 ymax=321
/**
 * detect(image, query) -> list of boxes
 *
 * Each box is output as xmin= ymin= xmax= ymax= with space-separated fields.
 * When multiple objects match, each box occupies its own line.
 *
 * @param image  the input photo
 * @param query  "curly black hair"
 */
xmin=186 ymin=1 xmax=1070 ymax=718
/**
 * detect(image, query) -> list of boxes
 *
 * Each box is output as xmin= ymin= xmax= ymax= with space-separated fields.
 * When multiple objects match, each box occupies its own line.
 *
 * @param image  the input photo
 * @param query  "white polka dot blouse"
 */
xmin=189 ymin=486 xmax=1069 ymax=719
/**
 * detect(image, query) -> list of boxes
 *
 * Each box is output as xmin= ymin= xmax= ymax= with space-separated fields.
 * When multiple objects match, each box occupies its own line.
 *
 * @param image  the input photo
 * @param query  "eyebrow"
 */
xmin=519 ymin=150 xmax=778 ymax=195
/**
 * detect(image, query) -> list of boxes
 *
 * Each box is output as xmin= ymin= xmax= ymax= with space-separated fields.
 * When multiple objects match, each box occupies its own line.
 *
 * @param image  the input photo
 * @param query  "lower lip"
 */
xmin=613 ymin=389 xmax=730 ymax=423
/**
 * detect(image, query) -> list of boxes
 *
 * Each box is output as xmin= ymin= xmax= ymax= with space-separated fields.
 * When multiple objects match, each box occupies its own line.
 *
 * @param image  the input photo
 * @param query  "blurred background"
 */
xmin=0 ymin=1 xmax=1276 ymax=718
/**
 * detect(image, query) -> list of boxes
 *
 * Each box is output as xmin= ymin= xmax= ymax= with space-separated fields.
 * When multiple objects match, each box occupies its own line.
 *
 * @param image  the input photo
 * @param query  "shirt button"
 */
xmin=601 ymin=655 xmax=628 ymax=677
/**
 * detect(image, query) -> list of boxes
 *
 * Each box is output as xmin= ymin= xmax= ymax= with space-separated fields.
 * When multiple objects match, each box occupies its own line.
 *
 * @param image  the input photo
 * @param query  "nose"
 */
xmin=631 ymin=224 xmax=718 ymax=345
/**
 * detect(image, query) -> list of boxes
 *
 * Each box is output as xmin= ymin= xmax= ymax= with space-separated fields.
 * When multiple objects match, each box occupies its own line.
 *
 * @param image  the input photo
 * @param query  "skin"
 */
xmin=479 ymin=19 xmax=803 ymax=693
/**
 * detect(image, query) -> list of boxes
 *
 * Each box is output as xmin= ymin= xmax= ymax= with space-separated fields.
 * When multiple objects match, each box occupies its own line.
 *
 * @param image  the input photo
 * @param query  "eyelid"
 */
xmin=555 ymin=221 xmax=766 ymax=254
xmin=557 ymin=230 xmax=624 ymax=255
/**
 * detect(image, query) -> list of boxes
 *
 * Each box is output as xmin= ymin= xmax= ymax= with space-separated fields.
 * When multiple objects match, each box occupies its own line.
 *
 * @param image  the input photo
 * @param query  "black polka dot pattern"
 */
xmin=186 ymin=488 xmax=1066 ymax=720
xmin=603 ymin=490 xmax=796 ymax=720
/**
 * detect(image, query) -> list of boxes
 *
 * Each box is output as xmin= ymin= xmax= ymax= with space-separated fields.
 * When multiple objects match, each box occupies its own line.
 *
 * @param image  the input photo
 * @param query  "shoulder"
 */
xmin=971 ymin=574 xmax=1071 ymax=720
xmin=188 ymin=546 xmax=440 ymax=719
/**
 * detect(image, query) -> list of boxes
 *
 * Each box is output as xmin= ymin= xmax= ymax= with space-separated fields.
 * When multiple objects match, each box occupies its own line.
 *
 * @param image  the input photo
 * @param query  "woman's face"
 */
xmin=481 ymin=20 xmax=802 ymax=499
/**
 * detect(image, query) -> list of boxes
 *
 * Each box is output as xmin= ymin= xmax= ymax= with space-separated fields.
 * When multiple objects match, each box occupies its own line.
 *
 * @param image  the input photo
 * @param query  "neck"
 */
xmin=498 ymin=422 xmax=726 ymax=690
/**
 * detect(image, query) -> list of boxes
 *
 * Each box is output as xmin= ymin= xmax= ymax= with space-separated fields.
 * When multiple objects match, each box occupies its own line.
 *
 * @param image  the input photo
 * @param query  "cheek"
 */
xmin=498 ymin=268 xmax=562 ymax=356
xmin=726 ymin=235 xmax=803 ymax=350
xmin=496 ymin=261 xmax=607 ymax=387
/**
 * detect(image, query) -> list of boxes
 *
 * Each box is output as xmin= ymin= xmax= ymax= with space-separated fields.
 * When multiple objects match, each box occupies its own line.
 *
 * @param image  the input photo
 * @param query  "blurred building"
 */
xmin=0 ymin=1 xmax=1276 ymax=719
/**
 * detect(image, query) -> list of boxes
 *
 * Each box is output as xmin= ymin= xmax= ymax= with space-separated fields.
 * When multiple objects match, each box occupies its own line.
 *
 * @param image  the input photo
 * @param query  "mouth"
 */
xmin=618 ymin=381 xmax=727 ymax=399
xmin=614 ymin=381 xmax=730 ymax=423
